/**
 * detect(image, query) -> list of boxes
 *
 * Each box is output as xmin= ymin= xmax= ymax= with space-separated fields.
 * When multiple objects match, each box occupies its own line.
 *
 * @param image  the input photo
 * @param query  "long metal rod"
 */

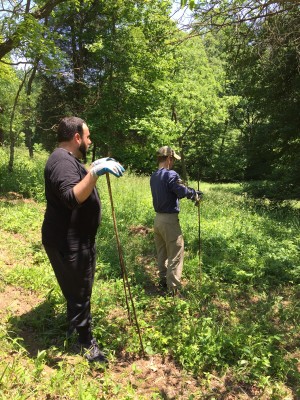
xmin=105 ymin=173 xmax=145 ymax=356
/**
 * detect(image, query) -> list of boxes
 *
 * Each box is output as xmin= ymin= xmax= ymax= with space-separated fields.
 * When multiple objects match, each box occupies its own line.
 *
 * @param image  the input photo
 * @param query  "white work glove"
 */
xmin=90 ymin=159 xmax=125 ymax=178
xmin=91 ymin=157 xmax=115 ymax=167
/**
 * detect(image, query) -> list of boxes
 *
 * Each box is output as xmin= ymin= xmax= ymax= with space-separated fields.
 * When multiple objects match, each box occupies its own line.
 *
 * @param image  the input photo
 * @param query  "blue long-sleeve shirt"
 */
xmin=150 ymin=168 xmax=195 ymax=213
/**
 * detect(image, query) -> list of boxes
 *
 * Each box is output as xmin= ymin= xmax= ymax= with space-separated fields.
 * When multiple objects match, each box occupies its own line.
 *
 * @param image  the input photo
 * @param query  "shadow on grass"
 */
xmin=208 ymin=183 xmax=244 ymax=196
xmin=7 ymin=297 xmax=68 ymax=358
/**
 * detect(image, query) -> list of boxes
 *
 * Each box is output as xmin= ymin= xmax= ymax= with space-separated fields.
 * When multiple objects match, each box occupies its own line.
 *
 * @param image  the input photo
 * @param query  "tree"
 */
xmin=36 ymin=0 xmax=177 ymax=164
xmin=0 ymin=0 xmax=66 ymax=60
xmin=223 ymin=6 xmax=300 ymax=198
xmin=180 ymin=0 xmax=298 ymax=32
xmin=1 ymin=0 xmax=69 ymax=171
xmin=0 ymin=60 xmax=19 ymax=146
xmin=133 ymin=31 xmax=241 ymax=181
xmin=180 ymin=0 xmax=300 ymax=197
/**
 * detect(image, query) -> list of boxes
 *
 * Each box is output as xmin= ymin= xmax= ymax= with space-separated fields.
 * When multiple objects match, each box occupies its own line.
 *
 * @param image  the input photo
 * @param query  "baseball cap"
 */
xmin=157 ymin=146 xmax=181 ymax=160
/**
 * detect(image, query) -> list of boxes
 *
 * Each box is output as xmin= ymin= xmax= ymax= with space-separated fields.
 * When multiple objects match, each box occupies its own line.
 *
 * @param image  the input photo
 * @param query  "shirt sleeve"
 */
xmin=167 ymin=170 xmax=196 ymax=199
xmin=49 ymin=157 xmax=80 ymax=209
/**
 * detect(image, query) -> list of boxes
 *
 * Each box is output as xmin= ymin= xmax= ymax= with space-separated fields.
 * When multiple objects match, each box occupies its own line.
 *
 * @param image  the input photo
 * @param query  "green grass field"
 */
xmin=0 ymin=147 xmax=299 ymax=399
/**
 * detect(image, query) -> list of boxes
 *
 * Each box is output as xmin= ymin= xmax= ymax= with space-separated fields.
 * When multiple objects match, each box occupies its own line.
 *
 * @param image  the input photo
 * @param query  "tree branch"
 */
xmin=186 ymin=0 xmax=299 ymax=33
xmin=0 ymin=0 xmax=66 ymax=60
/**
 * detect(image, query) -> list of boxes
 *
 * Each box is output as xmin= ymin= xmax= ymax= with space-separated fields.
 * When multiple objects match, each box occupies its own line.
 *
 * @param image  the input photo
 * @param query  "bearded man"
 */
xmin=42 ymin=116 xmax=124 ymax=363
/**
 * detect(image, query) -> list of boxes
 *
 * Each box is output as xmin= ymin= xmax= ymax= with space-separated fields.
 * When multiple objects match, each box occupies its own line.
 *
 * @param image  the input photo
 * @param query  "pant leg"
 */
xmin=44 ymin=244 xmax=96 ymax=343
xmin=154 ymin=215 xmax=168 ymax=281
xmin=165 ymin=220 xmax=184 ymax=289
xmin=154 ymin=213 xmax=184 ymax=289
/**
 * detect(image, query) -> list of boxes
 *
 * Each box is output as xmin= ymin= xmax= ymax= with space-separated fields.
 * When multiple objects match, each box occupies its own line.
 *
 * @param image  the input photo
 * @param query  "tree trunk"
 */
xmin=24 ymin=127 xmax=34 ymax=157
xmin=8 ymin=71 xmax=28 ymax=172
xmin=217 ymin=119 xmax=229 ymax=180
xmin=179 ymin=137 xmax=187 ymax=182
xmin=24 ymin=60 xmax=39 ymax=158
xmin=71 ymin=3 xmax=84 ymax=114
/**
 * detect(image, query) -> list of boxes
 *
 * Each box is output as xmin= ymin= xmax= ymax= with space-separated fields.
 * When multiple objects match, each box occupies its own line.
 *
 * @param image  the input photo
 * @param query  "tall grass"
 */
xmin=0 ymin=145 xmax=46 ymax=201
xmin=0 ymin=146 xmax=299 ymax=398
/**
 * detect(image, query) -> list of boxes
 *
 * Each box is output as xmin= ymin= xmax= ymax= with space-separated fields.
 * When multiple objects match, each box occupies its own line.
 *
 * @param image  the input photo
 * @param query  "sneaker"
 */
xmin=170 ymin=287 xmax=185 ymax=299
xmin=158 ymin=279 xmax=167 ymax=289
xmin=157 ymin=279 xmax=168 ymax=295
xmin=80 ymin=339 xmax=108 ymax=363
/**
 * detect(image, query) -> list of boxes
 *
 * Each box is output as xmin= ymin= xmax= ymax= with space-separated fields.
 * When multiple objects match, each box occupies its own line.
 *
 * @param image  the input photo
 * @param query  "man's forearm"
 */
xmin=73 ymin=172 xmax=98 ymax=204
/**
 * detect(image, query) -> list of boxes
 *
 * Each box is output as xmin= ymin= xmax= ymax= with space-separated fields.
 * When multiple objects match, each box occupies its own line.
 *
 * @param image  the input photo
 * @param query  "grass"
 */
xmin=0 ymin=146 xmax=299 ymax=399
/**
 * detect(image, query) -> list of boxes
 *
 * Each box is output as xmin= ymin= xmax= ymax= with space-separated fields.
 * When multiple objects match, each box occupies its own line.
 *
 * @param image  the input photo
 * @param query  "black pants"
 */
xmin=44 ymin=244 xmax=96 ymax=344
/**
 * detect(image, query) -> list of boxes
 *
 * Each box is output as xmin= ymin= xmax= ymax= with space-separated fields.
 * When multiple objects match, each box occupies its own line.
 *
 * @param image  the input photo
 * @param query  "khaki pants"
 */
xmin=154 ymin=213 xmax=184 ymax=289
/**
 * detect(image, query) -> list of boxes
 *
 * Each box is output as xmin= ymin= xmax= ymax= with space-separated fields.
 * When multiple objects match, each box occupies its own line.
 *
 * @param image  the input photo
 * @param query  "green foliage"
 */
xmin=36 ymin=0 xmax=177 ymax=157
xmin=0 ymin=146 xmax=47 ymax=201
xmin=208 ymin=197 xmax=298 ymax=285
xmin=0 ymin=62 xmax=21 ymax=141
xmin=0 ymin=167 xmax=299 ymax=397
xmin=220 ymin=6 xmax=300 ymax=199
xmin=1 ymin=0 xmax=299 ymax=201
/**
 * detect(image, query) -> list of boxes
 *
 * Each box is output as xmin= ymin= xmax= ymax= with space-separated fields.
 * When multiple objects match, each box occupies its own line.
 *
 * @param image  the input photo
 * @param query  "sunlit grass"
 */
xmin=0 ymin=147 xmax=299 ymax=398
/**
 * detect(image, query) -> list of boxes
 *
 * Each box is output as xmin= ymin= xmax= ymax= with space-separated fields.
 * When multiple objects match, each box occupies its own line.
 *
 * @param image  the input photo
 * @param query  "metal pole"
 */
xmin=105 ymin=173 xmax=145 ymax=356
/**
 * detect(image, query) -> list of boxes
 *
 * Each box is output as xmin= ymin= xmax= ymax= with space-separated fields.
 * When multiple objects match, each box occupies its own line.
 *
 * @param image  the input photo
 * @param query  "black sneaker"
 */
xmin=171 ymin=288 xmax=185 ymax=299
xmin=81 ymin=339 xmax=108 ymax=363
xmin=158 ymin=279 xmax=167 ymax=289
xmin=158 ymin=279 xmax=168 ymax=295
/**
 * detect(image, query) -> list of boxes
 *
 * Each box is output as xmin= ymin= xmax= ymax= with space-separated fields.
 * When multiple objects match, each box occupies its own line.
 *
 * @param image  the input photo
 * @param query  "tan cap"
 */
xmin=157 ymin=146 xmax=181 ymax=160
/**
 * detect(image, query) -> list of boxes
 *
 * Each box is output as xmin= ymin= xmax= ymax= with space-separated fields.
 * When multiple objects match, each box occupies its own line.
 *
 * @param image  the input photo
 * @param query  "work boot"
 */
xmin=80 ymin=338 xmax=108 ymax=363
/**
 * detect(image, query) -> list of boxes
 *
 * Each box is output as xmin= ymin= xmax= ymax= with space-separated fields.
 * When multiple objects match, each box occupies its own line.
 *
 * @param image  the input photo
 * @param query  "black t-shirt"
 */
xmin=42 ymin=148 xmax=101 ymax=251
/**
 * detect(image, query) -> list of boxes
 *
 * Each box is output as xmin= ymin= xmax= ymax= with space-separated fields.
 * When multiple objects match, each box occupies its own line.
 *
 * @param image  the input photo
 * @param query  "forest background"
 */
xmin=0 ymin=0 xmax=299 ymax=199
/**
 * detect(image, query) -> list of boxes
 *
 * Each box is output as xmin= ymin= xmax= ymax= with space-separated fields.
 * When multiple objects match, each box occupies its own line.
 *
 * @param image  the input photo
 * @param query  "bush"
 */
xmin=0 ymin=145 xmax=48 ymax=202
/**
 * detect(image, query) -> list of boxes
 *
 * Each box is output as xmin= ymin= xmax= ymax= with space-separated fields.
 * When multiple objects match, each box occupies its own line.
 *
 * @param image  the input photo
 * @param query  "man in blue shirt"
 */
xmin=150 ymin=146 xmax=202 ymax=296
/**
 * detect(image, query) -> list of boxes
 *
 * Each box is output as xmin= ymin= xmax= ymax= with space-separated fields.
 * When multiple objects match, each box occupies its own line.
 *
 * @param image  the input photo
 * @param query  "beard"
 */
xmin=78 ymin=142 xmax=88 ymax=163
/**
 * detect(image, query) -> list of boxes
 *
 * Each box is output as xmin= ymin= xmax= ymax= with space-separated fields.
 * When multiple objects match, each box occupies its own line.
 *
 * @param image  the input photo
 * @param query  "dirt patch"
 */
xmin=94 ymin=352 xmax=201 ymax=399
xmin=0 ymin=285 xmax=42 ymax=318
xmin=0 ymin=243 xmax=14 ymax=267
xmin=0 ymin=285 xmax=45 ymax=358
xmin=0 ymin=285 xmax=201 ymax=397
xmin=0 ymin=192 xmax=35 ymax=203
xmin=129 ymin=225 xmax=153 ymax=236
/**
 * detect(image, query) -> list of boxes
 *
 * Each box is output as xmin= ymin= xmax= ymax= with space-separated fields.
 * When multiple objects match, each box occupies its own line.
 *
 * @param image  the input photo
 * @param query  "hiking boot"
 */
xmin=80 ymin=339 xmax=108 ymax=363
